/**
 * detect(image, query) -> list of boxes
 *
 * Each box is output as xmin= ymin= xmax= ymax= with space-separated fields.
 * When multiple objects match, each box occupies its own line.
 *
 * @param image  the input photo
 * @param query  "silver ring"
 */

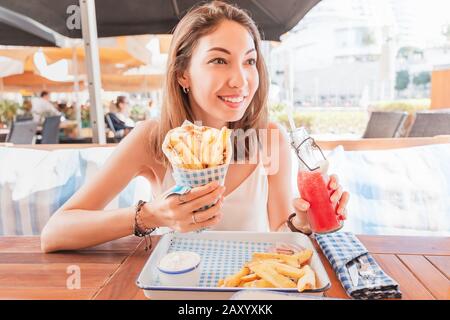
xmin=192 ymin=213 xmax=198 ymax=224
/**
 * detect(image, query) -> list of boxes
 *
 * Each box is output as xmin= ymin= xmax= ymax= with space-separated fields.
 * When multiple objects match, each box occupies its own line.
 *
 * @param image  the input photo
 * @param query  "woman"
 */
xmin=41 ymin=1 xmax=349 ymax=253
xmin=106 ymin=96 xmax=135 ymax=138
xmin=113 ymin=96 xmax=135 ymax=128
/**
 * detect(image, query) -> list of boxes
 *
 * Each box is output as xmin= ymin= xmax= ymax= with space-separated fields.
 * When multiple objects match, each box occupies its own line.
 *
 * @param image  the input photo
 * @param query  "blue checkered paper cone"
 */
xmin=171 ymin=163 xmax=229 ymax=211
xmin=161 ymin=121 xmax=232 ymax=232
xmin=315 ymin=232 xmax=402 ymax=300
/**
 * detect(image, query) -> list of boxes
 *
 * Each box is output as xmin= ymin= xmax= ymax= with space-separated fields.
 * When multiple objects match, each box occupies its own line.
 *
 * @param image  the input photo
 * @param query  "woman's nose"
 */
xmin=228 ymin=65 xmax=247 ymax=88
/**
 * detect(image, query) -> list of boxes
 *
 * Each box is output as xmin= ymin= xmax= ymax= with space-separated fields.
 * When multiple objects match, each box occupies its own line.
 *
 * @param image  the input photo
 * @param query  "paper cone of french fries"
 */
xmin=162 ymin=121 xmax=233 ymax=211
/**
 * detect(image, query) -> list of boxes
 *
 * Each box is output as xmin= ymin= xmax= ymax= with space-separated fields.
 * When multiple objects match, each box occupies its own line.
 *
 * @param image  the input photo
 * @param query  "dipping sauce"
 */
xmin=157 ymin=251 xmax=201 ymax=287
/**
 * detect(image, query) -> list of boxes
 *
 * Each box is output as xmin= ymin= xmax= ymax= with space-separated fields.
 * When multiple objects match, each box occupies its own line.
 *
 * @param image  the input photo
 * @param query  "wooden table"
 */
xmin=0 ymin=235 xmax=448 ymax=300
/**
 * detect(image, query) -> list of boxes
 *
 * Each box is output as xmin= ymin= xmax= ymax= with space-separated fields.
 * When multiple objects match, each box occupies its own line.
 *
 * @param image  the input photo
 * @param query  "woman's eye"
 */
xmin=246 ymin=58 xmax=257 ymax=65
xmin=210 ymin=58 xmax=227 ymax=64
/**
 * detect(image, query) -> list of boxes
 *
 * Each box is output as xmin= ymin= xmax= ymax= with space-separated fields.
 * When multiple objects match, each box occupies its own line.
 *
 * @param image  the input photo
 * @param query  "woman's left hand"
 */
xmin=327 ymin=174 xmax=350 ymax=220
xmin=292 ymin=174 xmax=350 ymax=229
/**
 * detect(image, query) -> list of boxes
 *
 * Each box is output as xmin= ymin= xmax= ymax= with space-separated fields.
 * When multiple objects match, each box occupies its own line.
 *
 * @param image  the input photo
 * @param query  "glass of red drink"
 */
xmin=290 ymin=127 xmax=343 ymax=234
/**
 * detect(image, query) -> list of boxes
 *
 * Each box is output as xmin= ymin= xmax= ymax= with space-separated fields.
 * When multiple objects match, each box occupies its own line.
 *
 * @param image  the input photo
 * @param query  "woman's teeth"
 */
xmin=219 ymin=96 xmax=244 ymax=103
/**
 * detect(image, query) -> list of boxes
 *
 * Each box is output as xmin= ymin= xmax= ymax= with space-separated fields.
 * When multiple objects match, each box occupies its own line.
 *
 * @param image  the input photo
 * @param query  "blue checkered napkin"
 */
xmin=315 ymin=232 xmax=401 ymax=300
xmin=154 ymin=236 xmax=273 ymax=287
xmin=169 ymin=164 xmax=229 ymax=211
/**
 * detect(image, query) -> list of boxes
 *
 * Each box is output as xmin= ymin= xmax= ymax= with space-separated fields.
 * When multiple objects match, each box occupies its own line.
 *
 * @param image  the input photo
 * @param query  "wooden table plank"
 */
xmin=0 ymin=264 xmax=118 ymax=289
xmin=0 ymin=288 xmax=95 ymax=300
xmin=0 ymin=235 xmax=448 ymax=300
xmin=0 ymin=252 xmax=128 ymax=264
xmin=372 ymin=254 xmax=435 ymax=300
xmin=397 ymin=255 xmax=450 ymax=300
xmin=0 ymin=236 xmax=141 ymax=253
xmin=357 ymin=235 xmax=450 ymax=255
xmin=93 ymin=238 xmax=158 ymax=300
xmin=426 ymin=256 xmax=450 ymax=280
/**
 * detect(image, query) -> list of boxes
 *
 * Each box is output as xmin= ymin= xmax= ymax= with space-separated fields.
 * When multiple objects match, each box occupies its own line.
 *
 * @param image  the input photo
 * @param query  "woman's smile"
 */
xmin=217 ymin=94 xmax=248 ymax=109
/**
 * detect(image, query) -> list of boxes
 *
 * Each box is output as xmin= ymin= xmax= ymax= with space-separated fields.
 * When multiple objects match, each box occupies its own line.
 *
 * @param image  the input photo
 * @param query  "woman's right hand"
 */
xmin=141 ymin=180 xmax=225 ymax=232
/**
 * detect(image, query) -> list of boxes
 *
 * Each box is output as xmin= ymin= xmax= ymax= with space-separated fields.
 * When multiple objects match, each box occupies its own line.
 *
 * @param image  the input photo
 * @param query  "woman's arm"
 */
xmin=40 ymin=121 xmax=157 ymax=252
xmin=41 ymin=120 xmax=225 ymax=253
xmin=266 ymin=122 xmax=306 ymax=231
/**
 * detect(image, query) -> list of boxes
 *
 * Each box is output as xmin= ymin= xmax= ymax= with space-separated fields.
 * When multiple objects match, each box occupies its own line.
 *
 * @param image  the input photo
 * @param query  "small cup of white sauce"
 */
xmin=157 ymin=251 xmax=202 ymax=287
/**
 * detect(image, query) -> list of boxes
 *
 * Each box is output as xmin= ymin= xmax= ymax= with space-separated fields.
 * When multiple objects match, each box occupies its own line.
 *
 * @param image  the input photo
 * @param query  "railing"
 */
xmin=1 ymin=136 xmax=450 ymax=151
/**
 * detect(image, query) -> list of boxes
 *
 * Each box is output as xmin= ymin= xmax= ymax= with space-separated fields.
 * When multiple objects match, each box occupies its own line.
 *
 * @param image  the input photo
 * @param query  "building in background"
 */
xmin=270 ymin=0 xmax=450 ymax=107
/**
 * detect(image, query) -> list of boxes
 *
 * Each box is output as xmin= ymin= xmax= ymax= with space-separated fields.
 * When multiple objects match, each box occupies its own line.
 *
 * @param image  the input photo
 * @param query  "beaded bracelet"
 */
xmin=134 ymin=200 xmax=156 ymax=251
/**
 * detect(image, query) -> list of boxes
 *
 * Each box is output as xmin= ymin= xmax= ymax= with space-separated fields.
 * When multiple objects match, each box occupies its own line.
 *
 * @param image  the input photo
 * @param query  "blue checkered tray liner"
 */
xmin=154 ymin=236 xmax=273 ymax=287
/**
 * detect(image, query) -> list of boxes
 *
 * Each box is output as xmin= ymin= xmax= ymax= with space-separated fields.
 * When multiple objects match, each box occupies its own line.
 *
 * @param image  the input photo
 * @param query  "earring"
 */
xmin=182 ymin=86 xmax=190 ymax=94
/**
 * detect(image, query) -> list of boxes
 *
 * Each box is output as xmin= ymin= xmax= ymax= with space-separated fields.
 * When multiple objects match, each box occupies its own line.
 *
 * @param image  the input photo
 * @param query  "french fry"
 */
xmin=252 ymin=252 xmax=300 ymax=268
xmin=210 ymin=127 xmax=230 ymax=166
xmin=243 ymin=279 xmax=274 ymax=288
xmin=297 ymin=265 xmax=316 ymax=292
xmin=264 ymin=261 xmax=306 ymax=280
xmin=239 ymin=273 xmax=260 ymax=283
xmin=249 ymin=262 xmax=296 ymax=288
xmin=209 ymin=140 xmax=224 ymax=167
xmin=252 ymin=250 xmax=313 ymax=268
xmin=200 ymin=129 xmax=214 ymax=165
xmin=162 ymin=121 xmax=231 ymax=169
xmin=166 ymin=147 xmax=183 ymax=168
xmin=296 ymin=250 xmax=313 ymax=266
xmin=220 ymin=248 xmax=318 ymax=293
xmin=170 ymin=135 xmax=202 ymax=169
xmin=224 ymin=267 xmax=250 ymax=287
xmin=252 ymin=252 xmax=285 ymax=260
xmin=184 ymin=131 xmax=195 ymax=157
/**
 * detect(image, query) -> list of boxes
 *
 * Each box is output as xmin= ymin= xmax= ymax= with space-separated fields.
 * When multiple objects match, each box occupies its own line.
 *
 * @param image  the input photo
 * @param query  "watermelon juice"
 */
xmin=297 ymin=169 xmax=342 ymax=234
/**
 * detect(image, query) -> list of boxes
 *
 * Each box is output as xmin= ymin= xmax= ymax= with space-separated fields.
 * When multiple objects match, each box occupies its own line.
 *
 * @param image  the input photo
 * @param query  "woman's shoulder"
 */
xmin=259 ymin=122 xmax=291 ymax=175
xmin=266 ymin=121 xmax=290 ymax=146
xmin=115 ymin=119 xmax=161 ymax=162
xmin=133 ymin=119 xmax=160 ymax=139
xmin=113 ymin=119 xmax=167 ymax=181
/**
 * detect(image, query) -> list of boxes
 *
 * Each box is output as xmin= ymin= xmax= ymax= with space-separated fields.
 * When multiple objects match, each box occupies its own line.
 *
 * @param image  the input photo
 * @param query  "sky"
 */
xmin=296 ymin=0 xmax=450 ymax=48
xmin=416 ymin=0 xmax=450 ymax=43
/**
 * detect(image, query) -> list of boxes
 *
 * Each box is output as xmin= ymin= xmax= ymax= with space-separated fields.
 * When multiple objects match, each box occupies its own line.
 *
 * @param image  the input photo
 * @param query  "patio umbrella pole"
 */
xmin=72 ymin=46 xmax=82 ymax=139
xmin=79 ymin=0 xmax=105 ymax=144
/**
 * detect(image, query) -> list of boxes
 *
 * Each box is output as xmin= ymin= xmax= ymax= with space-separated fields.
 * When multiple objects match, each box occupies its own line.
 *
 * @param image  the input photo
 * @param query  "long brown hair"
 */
xmin=152 ymin=1 xmax=269 ymax=165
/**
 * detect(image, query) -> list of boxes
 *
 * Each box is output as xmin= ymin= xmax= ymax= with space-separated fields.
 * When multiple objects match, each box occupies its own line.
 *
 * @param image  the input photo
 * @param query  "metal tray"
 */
xmin=136 ymin=231 xmax=331 ymax=300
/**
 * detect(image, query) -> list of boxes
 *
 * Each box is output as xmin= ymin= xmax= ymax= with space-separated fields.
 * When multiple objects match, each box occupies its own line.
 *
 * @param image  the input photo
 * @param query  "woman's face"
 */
xmin=119 ymin=99 xmax=128 ymax=112
xmin=180 ymin=20 xmax=259 ymax=127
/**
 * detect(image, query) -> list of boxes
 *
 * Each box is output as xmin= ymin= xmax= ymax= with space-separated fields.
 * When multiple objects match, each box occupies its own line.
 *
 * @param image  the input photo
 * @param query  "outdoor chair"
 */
xmin=6 ymin=120 xmax=38 ymax=144
xmin=362 ymin=111 xmax=408 ymax=138
xmin=105 ymin=112 xmax=129 ymax=142
xmin=407 ymin=111 xmax=450 ymax=137
xmin=40 ymin=116 xmax=61 ymax=144
xmin=15 ymin=115 xmax=34 ymax=122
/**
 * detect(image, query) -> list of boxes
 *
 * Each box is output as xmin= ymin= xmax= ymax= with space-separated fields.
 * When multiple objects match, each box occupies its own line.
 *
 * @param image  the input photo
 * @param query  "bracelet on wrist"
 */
xmin=286 ymin=213 xmax=312 ymax=235
xmin=134 ymin=200 xmax=156 ymax=251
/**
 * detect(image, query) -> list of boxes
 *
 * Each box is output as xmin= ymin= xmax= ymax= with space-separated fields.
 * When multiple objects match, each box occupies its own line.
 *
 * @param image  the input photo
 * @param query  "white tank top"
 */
xmin=160 ymin=161 xmax=270 ymax=232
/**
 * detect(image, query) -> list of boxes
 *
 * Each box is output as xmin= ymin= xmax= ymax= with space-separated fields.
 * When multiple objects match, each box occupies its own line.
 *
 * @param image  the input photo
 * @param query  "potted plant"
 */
xmin=0 ymin=99 xmax=20 ymax=128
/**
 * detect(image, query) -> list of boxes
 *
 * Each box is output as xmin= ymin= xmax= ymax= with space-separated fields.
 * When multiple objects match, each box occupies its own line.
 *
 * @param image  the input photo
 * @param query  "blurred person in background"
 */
xmin=106 ymin=96 xmax=135 ymax=138
xmin=114 ymin=95 xmax=135 ymax=128
xmin=144 ymin=98 xmax=160 ymax=120
xmin=31 ymin=91 xmax=61 ymax=123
